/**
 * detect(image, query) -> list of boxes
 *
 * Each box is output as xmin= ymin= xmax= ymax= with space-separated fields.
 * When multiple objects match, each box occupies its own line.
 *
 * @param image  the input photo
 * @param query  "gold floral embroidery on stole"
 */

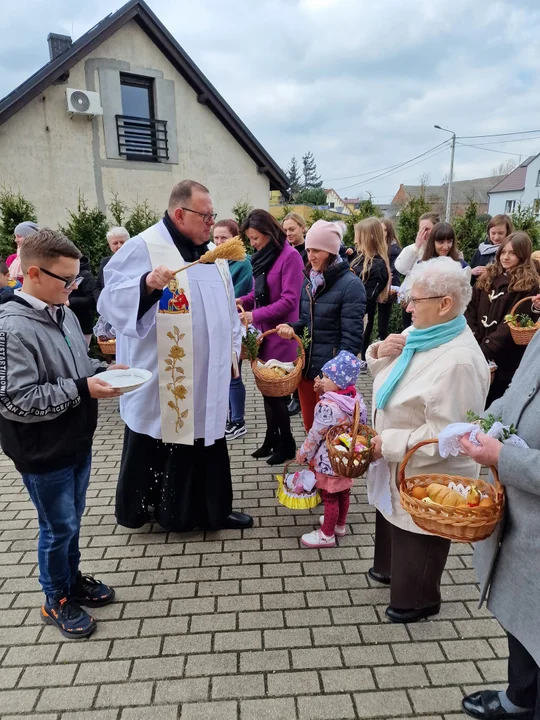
xmin=165 ymin=326 xmax=189 ymax=432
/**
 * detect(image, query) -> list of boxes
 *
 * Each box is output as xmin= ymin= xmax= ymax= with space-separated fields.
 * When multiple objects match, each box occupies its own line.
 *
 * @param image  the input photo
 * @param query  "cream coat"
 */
xmin=366 ymin=325 xmax=490 ymax=534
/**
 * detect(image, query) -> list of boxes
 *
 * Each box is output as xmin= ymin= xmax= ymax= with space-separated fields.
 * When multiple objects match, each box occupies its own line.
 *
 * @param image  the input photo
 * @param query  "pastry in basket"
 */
xmin=425 ymin=483 xmax=467 ymax=507
xmin=293 ymin=351 xmax=366 ymax=549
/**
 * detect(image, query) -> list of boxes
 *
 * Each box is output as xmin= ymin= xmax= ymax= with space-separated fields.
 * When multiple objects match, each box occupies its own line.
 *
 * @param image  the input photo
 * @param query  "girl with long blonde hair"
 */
xmin=351 ymin=217 xmax=391 ymax=367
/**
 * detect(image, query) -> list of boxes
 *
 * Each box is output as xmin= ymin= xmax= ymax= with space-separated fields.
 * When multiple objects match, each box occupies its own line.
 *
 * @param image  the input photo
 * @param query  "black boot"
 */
xmin=267 ymin=436 xmax=296 ymax=466
xmin=252 ymin=429 xmax=279 ymax=459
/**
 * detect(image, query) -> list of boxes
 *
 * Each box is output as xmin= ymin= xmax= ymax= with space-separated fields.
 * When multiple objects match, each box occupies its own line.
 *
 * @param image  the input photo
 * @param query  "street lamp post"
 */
xmin=434 ymin=125 xmax=456 ymax=222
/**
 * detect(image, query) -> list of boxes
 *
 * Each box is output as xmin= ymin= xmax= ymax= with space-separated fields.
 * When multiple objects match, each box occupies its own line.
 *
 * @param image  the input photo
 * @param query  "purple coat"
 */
xmin=240 ymin=242 xmax=304 ymax=362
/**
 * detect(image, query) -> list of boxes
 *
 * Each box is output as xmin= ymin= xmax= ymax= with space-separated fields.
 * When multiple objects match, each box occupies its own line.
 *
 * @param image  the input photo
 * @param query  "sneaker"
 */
xmin=41 ymin=596 xmax=96 ymax=639
xmin=225 ymin=421 xmax=247 ymax=440
xmin=359 ymin=360 xmax=368 ymax=374
xmin=71 ymin=572 xmax=115 ymax=607
xmin=301 ymin=528 xmax=336 ymax=548
xmin=319 ymin=515 xmax=347 ymax=537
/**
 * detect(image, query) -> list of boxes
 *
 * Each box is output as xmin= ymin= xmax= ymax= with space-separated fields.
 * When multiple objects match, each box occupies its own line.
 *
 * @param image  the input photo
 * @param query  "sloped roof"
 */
xmin=488 ymin=155 xmax=539 ymax=194
xmin=403 ymin=184 xmax=444 ymax=200
xmin=402 ymin=175 xmax=502 ymax=205
xmin=0 ymin=0 xmax=288 ymax=192
xmin=324 ymin=188 xmax=350 ymax=207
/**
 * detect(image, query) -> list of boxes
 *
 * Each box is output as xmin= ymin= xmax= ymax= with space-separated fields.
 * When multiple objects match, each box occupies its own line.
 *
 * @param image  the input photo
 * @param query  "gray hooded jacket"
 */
xmin=0 ymin=295 xmax=102 ymax=473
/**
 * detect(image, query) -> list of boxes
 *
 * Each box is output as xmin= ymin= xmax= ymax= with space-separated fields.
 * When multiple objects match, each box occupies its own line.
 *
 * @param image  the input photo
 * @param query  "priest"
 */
xmin=98 ymin=180 xmax=253 ymax=532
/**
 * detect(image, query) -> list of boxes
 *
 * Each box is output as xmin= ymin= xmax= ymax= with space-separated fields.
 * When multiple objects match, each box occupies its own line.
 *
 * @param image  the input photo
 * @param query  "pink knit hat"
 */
xmin=305 ymin=220 xmax=342 ymax=255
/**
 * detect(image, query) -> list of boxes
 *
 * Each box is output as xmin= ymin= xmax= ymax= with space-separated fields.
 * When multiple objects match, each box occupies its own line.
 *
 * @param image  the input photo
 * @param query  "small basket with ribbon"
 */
xmin=276 ymin=462 xmax=321 ymax=510
xmin=325 ymin=401 xmax=376 ymax=479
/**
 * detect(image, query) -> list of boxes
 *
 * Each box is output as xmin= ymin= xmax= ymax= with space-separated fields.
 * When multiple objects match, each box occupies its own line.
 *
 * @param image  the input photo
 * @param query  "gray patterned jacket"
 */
xmin=474 ymin=330 xmax=540 ymax=664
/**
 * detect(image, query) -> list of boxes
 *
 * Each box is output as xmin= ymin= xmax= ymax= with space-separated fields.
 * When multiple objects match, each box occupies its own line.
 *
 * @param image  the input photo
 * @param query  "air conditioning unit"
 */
xmin=66 ymin=88 xmax=103 ymax=117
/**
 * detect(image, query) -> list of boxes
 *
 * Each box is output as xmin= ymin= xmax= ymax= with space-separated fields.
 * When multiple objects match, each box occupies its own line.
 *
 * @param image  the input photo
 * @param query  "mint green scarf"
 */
xmin=375 ymin=315 xmax=466 ymax=410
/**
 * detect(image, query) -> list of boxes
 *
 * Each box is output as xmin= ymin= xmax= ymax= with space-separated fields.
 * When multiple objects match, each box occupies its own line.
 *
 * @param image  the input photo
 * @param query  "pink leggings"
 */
xmin=321 ymin=489 xmax=351 ymax=536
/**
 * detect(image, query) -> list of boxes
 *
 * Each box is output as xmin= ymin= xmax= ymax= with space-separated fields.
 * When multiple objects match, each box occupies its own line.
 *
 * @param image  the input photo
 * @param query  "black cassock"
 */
xmin=114 ymin=213 xmax=233 ymax=532
xmin=116 ymin=428 xmax=233 ymax=531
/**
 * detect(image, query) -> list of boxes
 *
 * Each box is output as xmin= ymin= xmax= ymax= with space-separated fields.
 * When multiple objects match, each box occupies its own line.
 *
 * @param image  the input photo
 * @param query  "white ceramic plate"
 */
xmin=99 ymin=368 xmax=152 ymax=394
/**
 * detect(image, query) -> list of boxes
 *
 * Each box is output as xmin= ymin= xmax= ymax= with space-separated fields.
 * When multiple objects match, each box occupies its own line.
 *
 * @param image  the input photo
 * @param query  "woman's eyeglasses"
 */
xmin=406 ymin=294 xmax=445 ymax=307
xmin=39 ymin=267 xmax=82 ymax=290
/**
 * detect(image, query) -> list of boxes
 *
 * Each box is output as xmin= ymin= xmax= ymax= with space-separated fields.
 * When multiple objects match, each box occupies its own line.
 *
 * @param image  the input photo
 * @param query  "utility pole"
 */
xmin=434 ymin=125 xmax=456 ymax=222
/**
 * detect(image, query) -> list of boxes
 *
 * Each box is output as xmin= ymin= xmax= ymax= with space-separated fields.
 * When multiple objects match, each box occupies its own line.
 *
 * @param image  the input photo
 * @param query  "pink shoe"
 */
xmin=301 ymin=528 xmax=336 ymax=548
xmin=319 ymin=515 xmax=347 ymax=537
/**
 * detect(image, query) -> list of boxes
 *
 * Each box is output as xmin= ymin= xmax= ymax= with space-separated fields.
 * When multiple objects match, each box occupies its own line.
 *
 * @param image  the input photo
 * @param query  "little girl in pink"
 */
xmin=296 ymin=350 xmax=366 ymax=548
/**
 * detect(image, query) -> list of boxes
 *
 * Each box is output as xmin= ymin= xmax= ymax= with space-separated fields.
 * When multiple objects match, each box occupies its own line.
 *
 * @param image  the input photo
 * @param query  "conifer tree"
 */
xmin=302 ymin=151 xmax=323 ymax=189
xmin=286 ymin=156 xmax=302 ymax=197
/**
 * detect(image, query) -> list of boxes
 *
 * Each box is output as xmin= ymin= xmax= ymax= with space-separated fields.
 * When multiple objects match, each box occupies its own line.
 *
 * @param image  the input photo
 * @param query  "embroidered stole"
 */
xmin=141 ymin=225 xmax=231 ymax=445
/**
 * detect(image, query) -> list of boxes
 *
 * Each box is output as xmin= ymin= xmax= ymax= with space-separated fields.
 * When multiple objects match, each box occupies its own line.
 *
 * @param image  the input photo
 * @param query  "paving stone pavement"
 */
xmin=0 ymin=370 xmax=507 ymax=719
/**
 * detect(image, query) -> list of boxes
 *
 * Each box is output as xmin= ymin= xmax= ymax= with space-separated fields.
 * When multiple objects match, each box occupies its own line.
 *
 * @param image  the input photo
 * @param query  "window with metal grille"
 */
xmin=116 ymin=74 xmax=168 ymax=162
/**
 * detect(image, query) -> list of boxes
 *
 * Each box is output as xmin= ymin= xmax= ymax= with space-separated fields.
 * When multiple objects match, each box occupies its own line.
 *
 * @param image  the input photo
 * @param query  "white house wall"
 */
xmin=488 ymin=190 xmax=522 ymax=217
xmin=0 ymin=20 xmax=270 ymax=228
xmin=488 ymin=154 xmax=540 ymax=216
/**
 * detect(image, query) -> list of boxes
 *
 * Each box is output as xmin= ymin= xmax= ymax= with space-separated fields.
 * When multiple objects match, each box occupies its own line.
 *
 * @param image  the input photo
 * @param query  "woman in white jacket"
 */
xmin=366 ymin=257 xmax=490 ymax=623
xmin=395 ymin=212 xmax=440 ymax=328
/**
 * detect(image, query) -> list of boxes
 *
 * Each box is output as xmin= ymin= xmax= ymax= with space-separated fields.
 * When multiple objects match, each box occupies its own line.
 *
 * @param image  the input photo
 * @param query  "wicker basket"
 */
xmin=97 ymin=337 xmax=116 ymax=355
xmin=507 ymin=296 xmax=540 ymax=346
xmin=399 ymin=439 xmax=504 ymax=542
xmin=276 ymin=461 xmax=321 ymax=510
xmin=325 ymin=401 xmax=375 ymax=479
xmin=251 ymin=329 xmax=305 ymax=397
xmin=238 ymin=305 xmax=249 ymax=361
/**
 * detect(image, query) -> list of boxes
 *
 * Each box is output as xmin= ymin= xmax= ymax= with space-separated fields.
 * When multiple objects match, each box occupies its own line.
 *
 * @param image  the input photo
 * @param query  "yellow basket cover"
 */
xmin=276 ymin=474 xmax=322 ymax=510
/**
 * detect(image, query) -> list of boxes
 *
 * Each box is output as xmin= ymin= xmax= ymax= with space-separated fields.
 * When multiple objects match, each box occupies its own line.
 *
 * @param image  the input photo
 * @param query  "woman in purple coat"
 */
xmin=239 ymin=210 xmax=304 ymax=465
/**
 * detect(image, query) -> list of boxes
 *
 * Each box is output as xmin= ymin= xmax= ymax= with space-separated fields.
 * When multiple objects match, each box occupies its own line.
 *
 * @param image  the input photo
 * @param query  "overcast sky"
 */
xmin=2 ymin=0 xmax=540 ymax=202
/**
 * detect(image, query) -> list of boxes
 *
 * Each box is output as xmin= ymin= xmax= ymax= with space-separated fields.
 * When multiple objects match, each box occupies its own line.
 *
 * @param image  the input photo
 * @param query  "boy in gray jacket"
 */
xmin=0 ymin=229 xmax=124 ymax=638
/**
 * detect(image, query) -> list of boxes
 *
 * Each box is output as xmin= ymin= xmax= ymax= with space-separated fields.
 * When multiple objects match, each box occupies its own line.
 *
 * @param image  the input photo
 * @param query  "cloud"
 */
xmin=2 ymin=0 xmax=540 ymax=201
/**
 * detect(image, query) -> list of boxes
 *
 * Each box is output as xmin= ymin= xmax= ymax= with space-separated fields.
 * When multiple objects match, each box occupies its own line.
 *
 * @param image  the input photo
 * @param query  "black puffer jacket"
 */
xmin=351 ymin=254 xmax=389 ymax=303
xmin=388 ymin=241 xmax=401 ymax=287
xmin=68 ymin=256 xmax=96 ymax=334
xmin=291 ymin=261 xmax=366 ymax=380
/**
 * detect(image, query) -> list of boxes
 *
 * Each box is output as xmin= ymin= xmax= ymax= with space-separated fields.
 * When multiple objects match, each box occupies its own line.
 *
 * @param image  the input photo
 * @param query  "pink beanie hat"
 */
xmin=305 ymin=220 xmax=342 ymax=255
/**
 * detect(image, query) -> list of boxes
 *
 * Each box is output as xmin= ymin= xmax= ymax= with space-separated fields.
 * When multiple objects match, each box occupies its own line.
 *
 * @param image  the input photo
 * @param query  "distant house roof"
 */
xmin=402 ymin=184 xmax=444 ymax=201
xmin=0 ymin=0 xmax=288 ymax=193
xmin=324 ymin=188 xmax=350 ymax=204
xmin=399 ymin=176 xmax=502 ymax=206
xmin=488 ymin=155 xmax=539 ymax=194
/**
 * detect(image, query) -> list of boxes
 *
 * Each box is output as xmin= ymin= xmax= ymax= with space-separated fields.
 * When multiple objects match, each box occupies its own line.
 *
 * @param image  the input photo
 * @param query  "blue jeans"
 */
xmin=22 ymin=452 xmax=92 ymax=599
xmin=229 ymin=361 xmax=246 ymax=423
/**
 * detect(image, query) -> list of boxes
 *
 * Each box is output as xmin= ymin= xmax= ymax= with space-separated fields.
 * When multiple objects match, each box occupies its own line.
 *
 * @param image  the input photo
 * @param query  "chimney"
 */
xmin=47 ymin=33 xmax=72 ymax=61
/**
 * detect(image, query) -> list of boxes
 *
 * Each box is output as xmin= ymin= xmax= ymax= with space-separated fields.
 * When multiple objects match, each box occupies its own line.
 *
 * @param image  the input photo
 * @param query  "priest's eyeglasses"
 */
xmin=180 ymin=207 xmax=218 ymax=224
xmin=39 ymin=267 xmax=82 ymax=290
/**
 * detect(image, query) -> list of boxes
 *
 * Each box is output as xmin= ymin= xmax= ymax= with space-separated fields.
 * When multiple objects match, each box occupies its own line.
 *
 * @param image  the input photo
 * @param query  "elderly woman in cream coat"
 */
xmin=366 ymin=257 xmax=490 ymax=624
